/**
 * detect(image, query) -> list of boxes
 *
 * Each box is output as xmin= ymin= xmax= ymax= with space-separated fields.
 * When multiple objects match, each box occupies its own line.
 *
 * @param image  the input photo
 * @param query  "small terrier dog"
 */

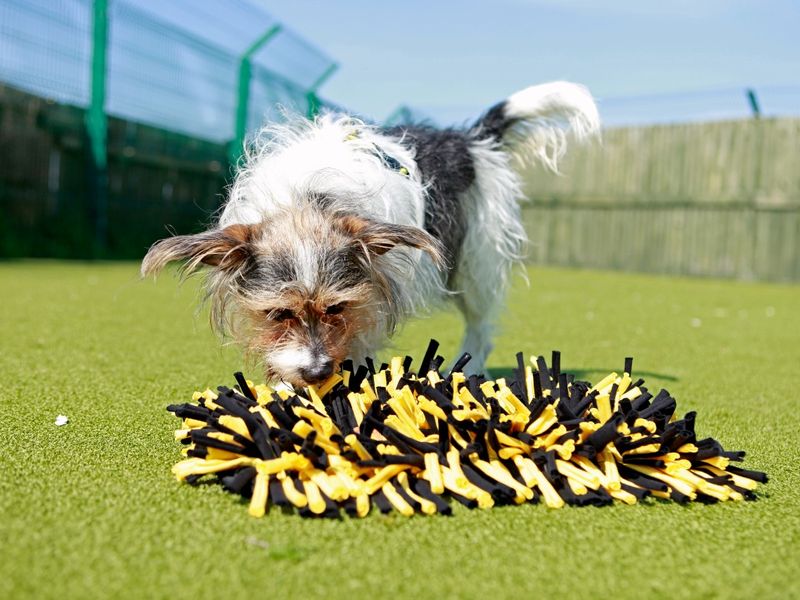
xmin=142 ymin=81 xmax=599 ymax=386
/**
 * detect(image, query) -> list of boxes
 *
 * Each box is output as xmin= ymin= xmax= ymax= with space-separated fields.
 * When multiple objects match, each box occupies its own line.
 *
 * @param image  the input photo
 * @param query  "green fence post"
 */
xmin=746 ymin=88 xmax=761 ymax=119
xmin=385 ymin=105 xmax=413 ymax=126
xmin=305 ymin=62 xmax=339 ymax=120
xmin=86 ymin=0 xmax=108 ymax=257
xmin=228 ymin=24 xmax=282 ymax=166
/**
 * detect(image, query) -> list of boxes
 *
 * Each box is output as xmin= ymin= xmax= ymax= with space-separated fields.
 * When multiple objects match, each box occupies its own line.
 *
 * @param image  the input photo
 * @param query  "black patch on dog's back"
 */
xmin=473 ymin=100 xmax=511 ymax=142
xmin=383 ymin=125 xmax=475 ymax=272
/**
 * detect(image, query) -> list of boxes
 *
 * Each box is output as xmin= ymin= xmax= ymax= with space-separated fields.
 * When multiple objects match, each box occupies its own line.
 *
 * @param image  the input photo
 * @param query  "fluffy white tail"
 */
xmin=475 ymin=81 xmax=600 ymax=172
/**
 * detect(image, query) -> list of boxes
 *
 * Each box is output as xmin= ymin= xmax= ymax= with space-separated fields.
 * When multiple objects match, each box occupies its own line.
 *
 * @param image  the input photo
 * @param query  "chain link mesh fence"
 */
xmin=0 ymin=0 xmax=341 ymax=258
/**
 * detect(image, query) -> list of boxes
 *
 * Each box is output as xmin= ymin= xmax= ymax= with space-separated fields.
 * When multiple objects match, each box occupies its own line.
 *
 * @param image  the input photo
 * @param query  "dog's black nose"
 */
xmin=300 ymin=359 xmax=334 ymax=384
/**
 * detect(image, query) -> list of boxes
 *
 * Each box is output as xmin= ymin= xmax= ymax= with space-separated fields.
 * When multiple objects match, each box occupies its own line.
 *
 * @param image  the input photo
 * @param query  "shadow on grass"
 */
xmin=487 ymin=366 xmax=678 ymax=383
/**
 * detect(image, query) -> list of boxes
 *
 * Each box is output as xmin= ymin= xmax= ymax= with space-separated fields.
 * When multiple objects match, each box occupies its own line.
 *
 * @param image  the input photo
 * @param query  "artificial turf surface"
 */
xmin=1 ymin=261 xmax=798 ymax=599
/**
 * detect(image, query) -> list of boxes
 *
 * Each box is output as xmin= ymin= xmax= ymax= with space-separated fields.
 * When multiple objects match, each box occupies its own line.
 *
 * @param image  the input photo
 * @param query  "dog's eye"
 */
xmin=269 ymin=308 xmax=295 ymax=322
xmin=325 ymin=303 xmax=346 ymax=315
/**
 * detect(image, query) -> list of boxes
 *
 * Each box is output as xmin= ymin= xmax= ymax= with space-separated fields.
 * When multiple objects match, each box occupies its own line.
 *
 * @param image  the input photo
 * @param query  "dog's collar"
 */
xmin=346 ymin=131 xmax=410 ymax=177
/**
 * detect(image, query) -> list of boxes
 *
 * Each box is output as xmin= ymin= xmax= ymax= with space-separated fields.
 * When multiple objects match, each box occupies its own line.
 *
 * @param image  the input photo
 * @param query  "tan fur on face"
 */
xmin=142 ymin=203 xmax=445 ymax=385
xmin=335 ymin=213 xmax=446 ymax=268
xmin=140 ymin=223 xmax=256 ymax=278
xmin=209 ymin=207 xmax=392 ymax=383
xmin=241 ymin=282 xmax=381 ymax=385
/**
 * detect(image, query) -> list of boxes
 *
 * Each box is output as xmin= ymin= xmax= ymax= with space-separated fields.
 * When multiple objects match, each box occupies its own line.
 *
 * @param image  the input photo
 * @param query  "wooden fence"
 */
xmin=521 ymin=117 xmax=800 ymax=282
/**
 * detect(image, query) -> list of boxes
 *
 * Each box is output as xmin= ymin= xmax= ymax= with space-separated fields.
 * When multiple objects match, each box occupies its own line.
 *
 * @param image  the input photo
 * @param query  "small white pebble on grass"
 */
xmin=55 ymin=415 xmax=69 ymax=426
xmin=245 ymin=536 xmax=270 ymax=550
xmin=690 ymin=318 xmax=702 ymax=328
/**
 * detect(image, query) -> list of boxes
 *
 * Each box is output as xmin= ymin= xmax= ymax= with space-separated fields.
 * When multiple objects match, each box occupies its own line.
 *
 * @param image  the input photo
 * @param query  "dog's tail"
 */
xmin=472 ymin=81 xmax=600 ymax=172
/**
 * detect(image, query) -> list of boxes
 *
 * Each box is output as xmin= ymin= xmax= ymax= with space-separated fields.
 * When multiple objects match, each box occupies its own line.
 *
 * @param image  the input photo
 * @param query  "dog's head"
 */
xmin=142 ymin=206 xmax=443 ymax=387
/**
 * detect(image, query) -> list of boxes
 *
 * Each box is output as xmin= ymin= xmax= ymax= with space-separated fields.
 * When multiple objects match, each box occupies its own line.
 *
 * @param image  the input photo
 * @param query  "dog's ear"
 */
xmin=335 ymin=214 xmax=445 ymax=269
xmin=141 ymin=223 xmax=256 ymax=277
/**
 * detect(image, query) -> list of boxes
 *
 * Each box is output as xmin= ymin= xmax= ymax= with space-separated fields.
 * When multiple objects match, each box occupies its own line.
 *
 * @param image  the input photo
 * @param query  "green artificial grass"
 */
xmin=1 ymin=261 xmax=798 ymax=599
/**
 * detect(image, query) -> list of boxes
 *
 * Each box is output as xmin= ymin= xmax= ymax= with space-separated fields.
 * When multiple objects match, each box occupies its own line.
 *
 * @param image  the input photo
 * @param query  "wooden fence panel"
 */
xmin=521 ymin=204 xmax=800 ymax=282
xmin=520 ymin=117 xmax=800 ymax=282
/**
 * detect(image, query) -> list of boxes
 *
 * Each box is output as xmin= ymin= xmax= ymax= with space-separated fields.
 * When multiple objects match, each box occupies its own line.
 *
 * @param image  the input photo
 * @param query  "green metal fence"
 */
xmin=0 ymin=0 xmax=342 ymax=259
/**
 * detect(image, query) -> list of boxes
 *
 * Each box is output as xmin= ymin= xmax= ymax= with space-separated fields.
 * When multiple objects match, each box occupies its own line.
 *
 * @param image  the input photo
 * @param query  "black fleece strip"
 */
xmin=618 ymin=466 xmax=669 ymax=492
xmin=266 ymin=397 xmax=297 ymax=429
xmin=551 ymin=351 xmax=561 ymax=393
xmin=460 ymin=463 xmax=516 ymax=502
xmin=234 ymin=372 xmax=257 ymax=402
xmin=623 ymin=357 xmax=634 ymax=375
xmin=268 ymin=478 xmax=290 ymax=507
xmin=419 ymin=339 xmax=440 ymax=374
xmin=620 ymin=482 xmax=650 ymax=500
xmin=449 ymin=353 xmax=473 ymax=378
xmin=536 ymin=356 xmax=551 ymax=390
xmin=167 ymin=403 xmax=211 ymax=421
xmin=343 ymin=497 xmax=358 ymax=517
xmin=220 ymin=466 xmax=256 ymax=494
xmin=532 ymin=371 xmax=543 ymax=399
xmin=392 ymin=478 xmax=421 ymax=511
xmin=349 ymin=365 xmax=369 ymax=392
xmin=372 ymin=489 xmax=393 ymax=514
xmin=726 ymin=465 xmax=768 ymax=483
xmin=410 ymin=477 xmax=452 ymax=515
xmin=448 ymin=490 xmax=478 ymax=509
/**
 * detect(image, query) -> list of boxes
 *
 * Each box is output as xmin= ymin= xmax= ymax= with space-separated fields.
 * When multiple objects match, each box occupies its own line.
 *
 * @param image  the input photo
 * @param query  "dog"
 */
xmin=141 ymin=81 xmax=599 ymax=387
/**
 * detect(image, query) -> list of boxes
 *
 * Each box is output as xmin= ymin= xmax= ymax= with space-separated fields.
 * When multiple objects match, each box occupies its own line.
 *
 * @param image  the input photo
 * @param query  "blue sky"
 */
xmin=263 ymin=0 xmax=800 ymax=125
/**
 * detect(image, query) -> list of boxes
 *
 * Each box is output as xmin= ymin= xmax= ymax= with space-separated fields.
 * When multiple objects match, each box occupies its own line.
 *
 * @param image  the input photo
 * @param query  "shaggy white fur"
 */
xmin=222 ymin=83 xmax=599 ymax=373
xmin=142 ymin=81 xmax=599 ymax=381
xmin=504 ymin=81 xmax=600 ymax=172
xmin=221 ymin=115 xmax=446 ymax=319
